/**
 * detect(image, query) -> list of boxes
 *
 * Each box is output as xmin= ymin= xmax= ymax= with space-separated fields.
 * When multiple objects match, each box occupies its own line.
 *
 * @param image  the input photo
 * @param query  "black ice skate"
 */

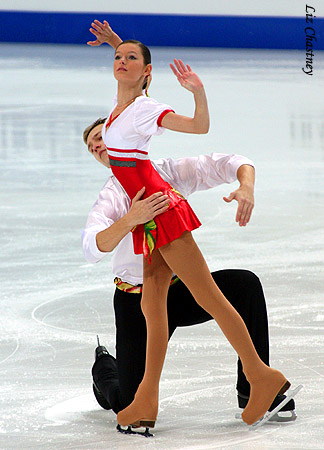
xmin=93 ymin=380 xmax=112 ymax=410
xmin=95 ymin=335 xmax=110 ymax=360
xmin=92 ymin=336 xmax=112 ymax=411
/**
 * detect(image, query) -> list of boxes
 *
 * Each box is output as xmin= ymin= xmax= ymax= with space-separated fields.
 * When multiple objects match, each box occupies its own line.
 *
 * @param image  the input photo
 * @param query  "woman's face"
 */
xmin=114 ymin=43 xmax=151 ymax=86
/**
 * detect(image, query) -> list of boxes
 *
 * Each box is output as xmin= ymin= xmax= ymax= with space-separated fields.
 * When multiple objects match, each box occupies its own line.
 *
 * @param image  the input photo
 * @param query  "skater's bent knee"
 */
xmin=240 ymin=270 xmax=261 ymax=287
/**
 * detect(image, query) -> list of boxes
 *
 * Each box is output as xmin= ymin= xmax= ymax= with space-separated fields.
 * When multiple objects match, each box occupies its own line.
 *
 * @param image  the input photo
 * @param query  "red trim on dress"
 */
xmin=157 ymin=109 xmax=174 ymax=127
xmin=106 ymin=147 xmax=148 ymax=155
xmin=105 ymin=112 xmax=121 ymax=132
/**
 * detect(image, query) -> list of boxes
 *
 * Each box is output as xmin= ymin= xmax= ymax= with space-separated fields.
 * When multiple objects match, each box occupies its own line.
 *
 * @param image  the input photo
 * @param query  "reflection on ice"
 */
xmin=0 ymin=43 xmax=324 ymax=450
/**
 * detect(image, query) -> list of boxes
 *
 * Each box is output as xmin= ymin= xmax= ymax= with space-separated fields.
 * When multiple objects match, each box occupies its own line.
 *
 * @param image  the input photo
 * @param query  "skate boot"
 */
xmin=117 ymin=383 xmax=157 ymax=431
xmin=241 ymin=367 xmax=291 ymax=425
xmin=91 ymin=336 xmax=116 ymax=411
xmin=238 ymin=391 xmax=297 ymax=422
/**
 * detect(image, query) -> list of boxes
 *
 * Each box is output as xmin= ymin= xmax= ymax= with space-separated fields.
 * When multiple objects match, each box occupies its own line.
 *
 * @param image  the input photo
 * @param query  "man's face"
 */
xmin=87 ymin=124 xmax=110 ymax=168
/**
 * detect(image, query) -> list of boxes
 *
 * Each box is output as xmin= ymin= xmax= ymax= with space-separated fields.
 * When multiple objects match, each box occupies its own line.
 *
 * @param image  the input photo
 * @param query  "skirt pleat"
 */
xmin=132 ymin=198 xmax=201 ymax=257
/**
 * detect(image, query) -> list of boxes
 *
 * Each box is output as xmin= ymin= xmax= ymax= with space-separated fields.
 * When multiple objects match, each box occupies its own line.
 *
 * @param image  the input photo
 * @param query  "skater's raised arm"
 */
xmin=87 ymin=20 xmax=152 ymax=90
xmin=87 ymin=19 xmax=122 ymax=49
xmin=161 ymin=59 xmax=209 ymax=134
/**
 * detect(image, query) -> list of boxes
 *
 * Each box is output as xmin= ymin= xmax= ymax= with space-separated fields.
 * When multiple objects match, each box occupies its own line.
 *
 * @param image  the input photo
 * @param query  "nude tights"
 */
xmin=117 ymin=232 xmax=288 ymax=427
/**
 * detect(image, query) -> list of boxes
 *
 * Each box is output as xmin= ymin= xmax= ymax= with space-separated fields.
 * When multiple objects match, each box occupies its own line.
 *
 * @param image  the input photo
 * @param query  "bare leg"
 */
xmin=117 ymin=248 xmax=173 ymax=426
xmin=159 ymin=232 xmax=289 ymax=425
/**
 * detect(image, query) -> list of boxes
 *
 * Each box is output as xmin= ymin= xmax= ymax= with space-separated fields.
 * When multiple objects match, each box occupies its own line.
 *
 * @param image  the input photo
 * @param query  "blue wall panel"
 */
xmin=0 ymin=10 xmax=322 ymax=49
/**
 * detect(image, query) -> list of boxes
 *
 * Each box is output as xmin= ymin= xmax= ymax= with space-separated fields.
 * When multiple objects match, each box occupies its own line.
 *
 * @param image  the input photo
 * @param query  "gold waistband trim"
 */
xmin=114 ymin=276 xmax=180 ymax=294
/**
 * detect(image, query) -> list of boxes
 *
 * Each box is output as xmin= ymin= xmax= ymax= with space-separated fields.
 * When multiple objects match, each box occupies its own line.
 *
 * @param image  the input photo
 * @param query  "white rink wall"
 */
xmin=0 ymin=0 xmax=314 ymax=16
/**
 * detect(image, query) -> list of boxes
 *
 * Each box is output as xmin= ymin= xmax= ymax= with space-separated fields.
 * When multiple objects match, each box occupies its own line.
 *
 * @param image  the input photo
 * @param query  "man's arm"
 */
xmin=154 ymin=153 xmax=255 ymax=226
xmin=223 ymin=164 xmax=255 ymax=227
xmin=87 ymin=20 xmax=122 ymax=49
xmin=95 ymin=187 xmax=169 ymax=253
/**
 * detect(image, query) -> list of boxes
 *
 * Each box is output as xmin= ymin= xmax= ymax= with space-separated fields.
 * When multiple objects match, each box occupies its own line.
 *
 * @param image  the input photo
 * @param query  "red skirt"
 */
xmin=132 ymin=188 xmax=201 ymax=259
xmin=109 ymin=156 xmax=201 ymax=260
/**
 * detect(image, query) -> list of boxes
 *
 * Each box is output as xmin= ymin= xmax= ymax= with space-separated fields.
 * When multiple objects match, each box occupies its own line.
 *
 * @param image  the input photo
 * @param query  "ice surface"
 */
xmin=0 ymin=43 xmax=324 ymax=449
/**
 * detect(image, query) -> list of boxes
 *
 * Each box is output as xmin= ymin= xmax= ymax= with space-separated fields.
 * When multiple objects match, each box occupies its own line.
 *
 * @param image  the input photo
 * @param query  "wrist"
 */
xmin=239 ymin=181 xmax=254 ymax=190
xmin=110 ymin=33 xmax=123 ymax=49
xmin=239 ymin=183 xmax=255 ymax=198
xmin=124 ymin=210 xmax=138 ymax=229
xmin=193 ymin=85 xmax=205 ymax=96
xmin=237 ymin=165 xmax=255 ymax=190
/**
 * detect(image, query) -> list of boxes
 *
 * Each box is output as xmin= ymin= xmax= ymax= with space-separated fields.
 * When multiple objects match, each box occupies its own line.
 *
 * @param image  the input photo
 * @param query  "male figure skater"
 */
xmin=81 ymin=118 xmax=296 ymax=423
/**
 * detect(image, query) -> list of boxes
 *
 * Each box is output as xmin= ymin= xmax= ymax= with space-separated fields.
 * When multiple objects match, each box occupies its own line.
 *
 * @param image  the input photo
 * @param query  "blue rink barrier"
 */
xmin=0 ymin=10 xmax=323 ymax=49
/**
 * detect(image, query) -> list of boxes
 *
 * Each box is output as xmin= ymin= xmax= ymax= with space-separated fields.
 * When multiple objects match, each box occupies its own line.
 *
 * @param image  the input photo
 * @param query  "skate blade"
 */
xmin=116 ymin=424 xmax=154 ymax=437
xmin=268 ymin=410 xmax=297 ymax=422
xmin=236 ymin=409 xmax=297 ymax=423
xmin=250 ymin=385 xmax=303 ymax=430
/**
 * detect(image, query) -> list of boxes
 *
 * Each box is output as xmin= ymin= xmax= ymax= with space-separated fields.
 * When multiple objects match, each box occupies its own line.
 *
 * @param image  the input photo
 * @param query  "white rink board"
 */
xmin=0 ymin=0 xmax=317 ymax=17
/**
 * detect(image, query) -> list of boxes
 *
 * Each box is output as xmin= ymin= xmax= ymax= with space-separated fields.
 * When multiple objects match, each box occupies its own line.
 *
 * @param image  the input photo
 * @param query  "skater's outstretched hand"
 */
xmin=170 ymin=59 xmax=204 ymax=93
xmin=223 ymin=164 xmax=255 ymax=227
xmin=87 ymin=20 xmax=122 ymax=49
xmin=223 ymin=185 xmax=254 ymax=227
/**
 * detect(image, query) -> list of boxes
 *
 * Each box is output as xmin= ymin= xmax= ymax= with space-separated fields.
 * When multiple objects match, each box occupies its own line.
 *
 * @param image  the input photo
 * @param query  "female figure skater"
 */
xmin=95 ymin=32 xmax=291 ymax=429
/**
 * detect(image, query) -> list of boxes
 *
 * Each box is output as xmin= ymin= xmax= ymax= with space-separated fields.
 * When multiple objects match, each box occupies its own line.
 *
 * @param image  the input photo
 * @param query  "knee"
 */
xmin=239 ymin=270 xmax=262 ymax=290
xmin=242 ymin=270 xmax=261 ymax=288
xmin=238 ymin=270 xmax=266 ymax=309
xmin=140 ymin=291 xmax=168 ymax=320
xmin=140 ymin=295 xmax=150 ymax=318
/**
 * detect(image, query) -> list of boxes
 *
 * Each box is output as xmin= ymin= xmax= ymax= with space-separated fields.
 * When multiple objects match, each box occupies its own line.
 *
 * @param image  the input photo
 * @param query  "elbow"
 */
xmin=194 ymin=117 xmax=209 ymax=134
xmin=204 ymin=119 xmax=210 ymax=134
xmin=96 ymin=235 xmax=115 ymax=253
xmin=82 ymin=249 xmax=101 ymax=264
xmin=81 ymin=232 xmax=108 ymax=263
xmin=201 ymin=124 xmax=210 ymax=134
xmin=197 ymin=122 xmax=209 ymax=134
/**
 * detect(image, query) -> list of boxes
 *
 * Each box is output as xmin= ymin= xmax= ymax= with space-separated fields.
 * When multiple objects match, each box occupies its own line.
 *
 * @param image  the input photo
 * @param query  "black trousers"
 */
xmin=93 ymin=269 xmax=269 ymax=414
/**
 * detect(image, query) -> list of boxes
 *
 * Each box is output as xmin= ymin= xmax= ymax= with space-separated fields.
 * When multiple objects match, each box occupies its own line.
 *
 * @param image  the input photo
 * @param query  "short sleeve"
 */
xmin=134 ymin=97 xmax=174 ymax=136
